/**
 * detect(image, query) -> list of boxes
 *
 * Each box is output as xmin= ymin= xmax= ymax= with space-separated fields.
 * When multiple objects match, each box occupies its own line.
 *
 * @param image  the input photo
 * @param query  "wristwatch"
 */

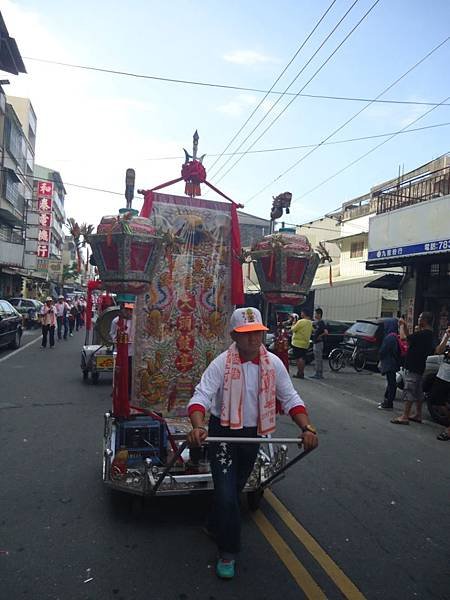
xmin=301 ymin=424 xmax=317 ymax=435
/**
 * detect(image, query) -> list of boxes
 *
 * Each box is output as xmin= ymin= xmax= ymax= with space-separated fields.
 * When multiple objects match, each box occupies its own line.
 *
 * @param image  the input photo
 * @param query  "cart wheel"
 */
xmin=247 ymin=489 xmax=264 ymax=511
xmin=91 ymin=372 xmax=100 ymax=384
xmin=82 ymin=370 xmax=89 ymax=381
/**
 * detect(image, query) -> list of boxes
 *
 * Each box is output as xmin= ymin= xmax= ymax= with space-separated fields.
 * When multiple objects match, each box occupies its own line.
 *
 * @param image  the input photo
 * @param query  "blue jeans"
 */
xmin=57 ymin=316 xmax=68 ymax=339
xmin=207 ymin=415 xmax=259 ymax=555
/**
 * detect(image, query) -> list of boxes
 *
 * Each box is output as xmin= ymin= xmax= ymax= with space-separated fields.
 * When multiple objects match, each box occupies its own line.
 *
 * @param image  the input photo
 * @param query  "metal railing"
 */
xmin=376 ymin=166 xmax=450 ymax=214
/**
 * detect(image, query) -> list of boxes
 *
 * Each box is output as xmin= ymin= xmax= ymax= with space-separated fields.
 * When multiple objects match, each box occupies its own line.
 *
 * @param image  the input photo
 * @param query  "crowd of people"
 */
xmin=39 ymin=295 xmax=87 ymax=348
xmin=281 ymin=307 xmax=450 ymax=443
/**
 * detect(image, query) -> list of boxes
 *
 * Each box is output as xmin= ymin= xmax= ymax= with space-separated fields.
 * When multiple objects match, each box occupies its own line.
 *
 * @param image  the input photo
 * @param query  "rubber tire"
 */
xmin=91 ymin=372 xmax=100 ymax=385
xmin=247 ymin=489 xmax=264 ymax=511
xmin=353 ymin=352 xmax=366 ymax=372
xmin=423 ymin=375 xmax=450 ymax=427
xmin=329 ymin=349 xmax=345 ymax=371
xmin=82 ymin=370 xmax=89 ymax=381
xmin=9 ymin=329 xmax=21 ymax=349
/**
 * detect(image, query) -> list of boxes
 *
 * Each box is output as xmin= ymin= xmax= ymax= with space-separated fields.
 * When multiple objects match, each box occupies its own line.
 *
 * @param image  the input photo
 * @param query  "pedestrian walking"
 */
xmin=310 ymin=307 xmax=327 ymax=379
xmin=40 ymin=297 xmax=57 ymax=349
xmin=187 ymin=307 xmax=318 ymax=579
xmin=290 ymin=308 xmax=313 ymax=379
xmin=429 ymin=326 xmax=450 ymax=440
xmin=377 ymin=318 xmax=400 ymax=410
xmin=68 ymin=301 xmax=77 ymax=336
xmin=391 ymin=312 xmax=436 ymax=425
xmin=55 ymin=295 xmax=69 ymax=340
xmin=78 ymin=296 xmax=86 ymax=328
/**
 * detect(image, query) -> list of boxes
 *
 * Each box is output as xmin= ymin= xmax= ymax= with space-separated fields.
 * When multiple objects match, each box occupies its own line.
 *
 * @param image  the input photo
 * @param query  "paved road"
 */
xmin=1 ymin=333 xmax=449 ymax=599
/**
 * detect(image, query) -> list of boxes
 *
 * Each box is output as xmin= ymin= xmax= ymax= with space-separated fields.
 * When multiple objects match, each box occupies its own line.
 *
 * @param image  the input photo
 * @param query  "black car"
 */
xmin=340 ymin=318 xmax=392 ymax=364
xmin=0 ymin=299 xmax=23 ymax=349
xmin=303 ymin=319 xmax=355 ymax=363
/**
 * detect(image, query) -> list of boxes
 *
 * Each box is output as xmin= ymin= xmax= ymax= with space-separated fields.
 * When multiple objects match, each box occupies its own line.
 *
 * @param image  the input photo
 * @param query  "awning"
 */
xmin=364 ymin=274 xmax=402 ymax=290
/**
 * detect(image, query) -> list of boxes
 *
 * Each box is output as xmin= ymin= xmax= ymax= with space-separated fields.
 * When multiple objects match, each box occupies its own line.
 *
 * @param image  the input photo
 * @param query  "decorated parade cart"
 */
xmin=80 ymin=280 xmax=118 ymax=384
xmin=87 ymin=133 xmax=319 ymax=507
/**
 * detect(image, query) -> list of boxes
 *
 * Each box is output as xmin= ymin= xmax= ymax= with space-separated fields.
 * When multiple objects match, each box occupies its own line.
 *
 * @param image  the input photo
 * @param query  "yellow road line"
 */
xmin=252 ymin=509 xmax=327 ymax=599
xmin=265 ymin=490 xmax=366 ymax=600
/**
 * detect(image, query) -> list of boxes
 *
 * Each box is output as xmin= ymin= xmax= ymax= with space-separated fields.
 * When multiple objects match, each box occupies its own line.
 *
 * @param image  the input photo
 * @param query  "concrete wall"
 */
xmin=313 ymin=276 xmax=383 ymax=321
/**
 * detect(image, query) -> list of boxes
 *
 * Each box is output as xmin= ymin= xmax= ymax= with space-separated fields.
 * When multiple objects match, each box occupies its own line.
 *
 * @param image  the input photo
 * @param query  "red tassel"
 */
xmin=140 ymin=190 xmax=154 ymax=218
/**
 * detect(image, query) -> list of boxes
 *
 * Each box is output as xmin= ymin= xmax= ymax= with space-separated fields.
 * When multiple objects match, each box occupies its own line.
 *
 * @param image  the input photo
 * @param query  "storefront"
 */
xmin=367 ymin=194 xmax=450 ymax=338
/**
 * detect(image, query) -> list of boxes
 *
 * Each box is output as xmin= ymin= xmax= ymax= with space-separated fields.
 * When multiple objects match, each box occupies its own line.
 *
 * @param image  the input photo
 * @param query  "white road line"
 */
xmin=0 ymin=335 xmax=41 ymax=364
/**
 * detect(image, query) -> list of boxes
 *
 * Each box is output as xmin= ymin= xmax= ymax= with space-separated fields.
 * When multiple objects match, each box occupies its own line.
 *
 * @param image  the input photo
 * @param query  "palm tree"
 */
xmin=79 ymin=223 xmax=95 ymax=273
xmin=66 ymin=217 xmax=82 ymax=271
xmin=61 ymin=261 xmax=78 ymax=288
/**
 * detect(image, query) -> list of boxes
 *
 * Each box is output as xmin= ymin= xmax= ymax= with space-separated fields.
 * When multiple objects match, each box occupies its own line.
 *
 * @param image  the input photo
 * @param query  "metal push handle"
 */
xmin=205 ymin=437 xmax=302 ymax=444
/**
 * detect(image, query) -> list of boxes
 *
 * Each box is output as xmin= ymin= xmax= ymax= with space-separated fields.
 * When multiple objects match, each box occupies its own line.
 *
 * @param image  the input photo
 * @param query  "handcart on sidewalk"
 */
xmin=87 ymin=134 xmax=319 ymax=507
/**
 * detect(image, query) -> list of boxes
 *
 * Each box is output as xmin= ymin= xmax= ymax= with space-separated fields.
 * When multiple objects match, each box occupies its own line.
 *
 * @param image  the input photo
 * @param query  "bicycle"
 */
xmin=328 ymin=339 xmax=366 ymax=372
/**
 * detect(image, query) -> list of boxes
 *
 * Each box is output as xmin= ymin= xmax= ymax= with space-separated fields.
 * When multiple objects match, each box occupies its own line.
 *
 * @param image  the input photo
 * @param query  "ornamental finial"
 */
xmin=183 ymin=130 xmax=206 ymax=165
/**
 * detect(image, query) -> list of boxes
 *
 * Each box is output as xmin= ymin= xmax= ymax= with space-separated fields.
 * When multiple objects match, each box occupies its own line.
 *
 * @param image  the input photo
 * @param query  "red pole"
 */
xmin=112 ymin=315 xmax=130 ymax=418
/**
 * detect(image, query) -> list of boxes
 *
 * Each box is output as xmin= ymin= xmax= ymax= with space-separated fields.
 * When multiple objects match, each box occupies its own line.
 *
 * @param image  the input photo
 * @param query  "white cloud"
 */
xmin=223 ymin=50 xmax=275 ymax=66
xmin=216 ymin=94 xmax=258 ymax=117
xmin=0 ymin=0 xmax=183 ymax=228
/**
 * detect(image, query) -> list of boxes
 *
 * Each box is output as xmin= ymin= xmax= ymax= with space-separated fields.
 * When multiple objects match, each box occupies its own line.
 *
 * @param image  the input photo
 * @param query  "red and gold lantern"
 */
xmin=251 ymin=230 xmax=319 ymax=305
xmin=87 ymin=209 xmax=163 ymax=295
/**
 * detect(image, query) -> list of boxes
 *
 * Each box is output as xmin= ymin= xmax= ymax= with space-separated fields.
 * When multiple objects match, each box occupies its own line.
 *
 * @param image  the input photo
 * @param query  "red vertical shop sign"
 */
xmin=36 ymin=181 xmax=53 ymax=259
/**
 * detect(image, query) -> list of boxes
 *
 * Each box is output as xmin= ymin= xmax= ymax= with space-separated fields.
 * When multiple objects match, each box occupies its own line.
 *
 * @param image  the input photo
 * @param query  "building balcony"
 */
xmin=0 ymin=196 xmax=24 ymax=226
xmin=0 ymin=239 xmax=24 ymax=267
xmin=375 ymin=166 xmax=450 ymax=215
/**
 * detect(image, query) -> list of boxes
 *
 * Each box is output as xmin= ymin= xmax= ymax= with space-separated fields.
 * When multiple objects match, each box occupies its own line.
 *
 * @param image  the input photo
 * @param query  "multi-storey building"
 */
xmin=367 ymin=153 xmax=450 ymax=338
xmin=28 ymin=165 xmax=67 ymax=296
xmin=0 ymin=95 xmax=37 ymax=297
xmin=298 ymin=194 xmax=399 ymax=322
xmin=0 ymin=14 xmax=27 ymax=297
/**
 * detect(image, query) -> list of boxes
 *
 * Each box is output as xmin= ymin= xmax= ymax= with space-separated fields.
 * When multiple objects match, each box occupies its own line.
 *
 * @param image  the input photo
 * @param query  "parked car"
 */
xmin=0 ymin=299 xmax=23 ymax=349
xmin=397 ymin=349 xmax=450 ymax=426
xmin=339 ymin=318 xmax=392 ymax=364
xmin=8 ymin=298 xmax=43 ymax=328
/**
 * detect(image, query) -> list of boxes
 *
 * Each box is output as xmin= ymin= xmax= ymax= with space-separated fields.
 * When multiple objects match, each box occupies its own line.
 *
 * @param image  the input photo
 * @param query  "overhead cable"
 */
xmin=246 ymin=35 xmax=450 ymax=203
xmin=22 ymin=55 xmax=450 ymax=108
xmin=297 ymin=94 xmax=450 ymax=200
xmin=207 ymin=0 xmax=338 ymax=173
xmin=209 ymin=0 xmax=367 ymax=180
xmin=211 ymin=0 xmax=381 ymax=184
xmin=43 ymin=121 xmax=450 ymax=163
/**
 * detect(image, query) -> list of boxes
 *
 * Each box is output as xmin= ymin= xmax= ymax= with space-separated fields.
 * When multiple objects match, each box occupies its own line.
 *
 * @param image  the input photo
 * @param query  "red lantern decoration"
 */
xmin=251 ymin=231 xmax=319 ymax=305
xmin=87 ymin=210 xmax=164 ymax=295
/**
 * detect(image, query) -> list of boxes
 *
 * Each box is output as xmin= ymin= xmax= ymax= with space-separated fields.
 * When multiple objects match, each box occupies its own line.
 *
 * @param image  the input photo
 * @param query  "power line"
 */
xmin=207 ymin=0 xmax=338 ymax=174
xmin=0 ymin=167 xmax=123 ymax=196
xmin=297 ymin=94 xmax=450 ymax=200
xmin=212 ymin=0 xmax=382 ymax=185
xmin=209 ymin=0 xmax=365 ymax=181
xmin=22 ymin=54 xmax=450 ymax=108
xmin=3 ymin=121 xmax=447 ymax=202
xmin=246 ymin=35 xmax=450 ymax=203
xmin=43 ymin=121 xmax=450 ymax=163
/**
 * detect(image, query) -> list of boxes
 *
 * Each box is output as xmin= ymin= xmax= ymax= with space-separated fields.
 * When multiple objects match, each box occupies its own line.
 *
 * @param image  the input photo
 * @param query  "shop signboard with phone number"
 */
xmin=368 ymin=238 xmax=450 ymax=261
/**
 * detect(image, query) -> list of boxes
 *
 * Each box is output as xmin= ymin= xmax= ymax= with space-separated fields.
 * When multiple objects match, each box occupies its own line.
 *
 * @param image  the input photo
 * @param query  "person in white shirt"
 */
xmin=40 ymin=297 xmax=57 ymax=349
xmin=431 ymin=327 xmax=450 ymax=441
xmin=187 ymin=307 xmax=318 ymax=579
xmin=55 ymin=295 xmax=70 ymax=341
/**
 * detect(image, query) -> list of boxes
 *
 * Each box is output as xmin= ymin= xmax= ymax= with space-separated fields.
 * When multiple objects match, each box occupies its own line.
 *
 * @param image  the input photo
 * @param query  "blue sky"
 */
xmin=3 ymin=0 xmax=450 ymax=228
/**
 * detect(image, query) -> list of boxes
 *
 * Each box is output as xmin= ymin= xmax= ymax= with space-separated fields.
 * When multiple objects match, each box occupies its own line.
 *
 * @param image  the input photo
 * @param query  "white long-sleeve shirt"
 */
xmin=187 ymin=349 xmax=307 ymax=427
xmin=109 ymin=316 xmax=135 ymax=356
